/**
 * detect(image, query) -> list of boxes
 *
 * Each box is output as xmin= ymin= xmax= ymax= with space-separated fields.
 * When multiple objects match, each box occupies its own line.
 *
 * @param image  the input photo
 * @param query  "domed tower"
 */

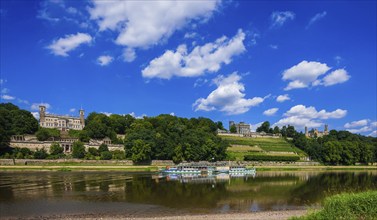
xmin=79 ymin=108 xmax=85 ymax=128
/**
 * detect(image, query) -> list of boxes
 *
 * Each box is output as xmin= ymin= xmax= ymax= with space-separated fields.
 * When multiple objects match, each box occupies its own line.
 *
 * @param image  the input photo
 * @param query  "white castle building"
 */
xmin=39 ymin=105 xmax=85 ymax=131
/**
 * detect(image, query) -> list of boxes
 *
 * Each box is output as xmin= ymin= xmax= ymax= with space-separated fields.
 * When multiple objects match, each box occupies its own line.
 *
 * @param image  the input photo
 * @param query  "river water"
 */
xmin=1 ymin=171 xmax=376 ymax=218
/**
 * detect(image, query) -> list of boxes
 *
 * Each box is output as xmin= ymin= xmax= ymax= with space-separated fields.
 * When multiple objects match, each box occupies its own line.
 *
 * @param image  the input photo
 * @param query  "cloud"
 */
xmin=0 ymin=79 xmax=6 ymax=84
xmin=142 ymin=29 xmax=246 ymax=79
xmin=31 ymin=112 xmax=40 ymax=119
xmin=194 ymin=78 xmax=209 ymax=88
xmin=250 ymin=122 xmax=263 ymax=132
xmin=31 ymin=103 xmax=51 ymax=111
xmin=129 ymin=112 xmax=146 ymax=119
xmin=368 ymin=130 xmax=377 ymax=137
xmin=322 ymin=69 xmax=351 ymax=86
xmin=1 ymin=94 xmax=15 ymax=100
xmin=101 ymin=112 xmax=113 ymax=116
xmin=122 ymin=48 xmax=136 ymax=62
xmin=69 ymin=108 xmax=76 ymax=113
xmin=97 ymin=55 xmax=114 ymax=66
xmin=284 ymin=105 xmax=347 ymax=119
xmin=347 ymin=126 xmax=372 ymax=134
xmin=282 ymin=60 xmax=350 ymax=90
xmin=1 ymin=88 xmax=9 ymax=93
xmin=344 ymin=119 xmax=377 ymax=135
xmin=47 ymin=33 xmax=92 ymax=56
xmin=89 ymin=1 xmax=220 ymax=49
xmin=270 ymin=11 xmax=295 ymax=28
xmin=276 ymin=94 xmax=290 ymax=103
xmin=344 ymin=119 xmax=369 ymax=128
xmin=269 ymin=44 xmax=278 ymax=49
xmin=263 ymin=108 xmax=279 ymax=116
xmin=306 ymin=11 xmax=327 ymax=29
xmin=274 ymin=104 xmax=347 ymax=129
xmin=17 ymin=98 xmax=29 ymax=105
xmin=193 ymin=72 xmax=265 ymax=115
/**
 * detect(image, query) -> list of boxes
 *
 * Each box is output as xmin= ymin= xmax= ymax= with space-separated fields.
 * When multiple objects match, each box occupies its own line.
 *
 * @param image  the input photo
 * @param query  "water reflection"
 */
xmin=0 ymin=171 xmax=376 ymax=217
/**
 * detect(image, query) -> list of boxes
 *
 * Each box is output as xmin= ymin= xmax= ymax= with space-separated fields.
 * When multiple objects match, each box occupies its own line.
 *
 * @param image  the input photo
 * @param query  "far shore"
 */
xmin=1 ymin=164 xmax=376 ymax=172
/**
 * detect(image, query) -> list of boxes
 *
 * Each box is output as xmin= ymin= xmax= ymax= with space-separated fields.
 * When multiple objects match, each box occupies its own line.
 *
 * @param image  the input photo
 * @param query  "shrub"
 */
xmin=98 ymin=143 xmax=109 ymax=153
xmin=49 ymin=142 xmax=63 ymax=155
xmin=112 ymin=150 xmax=125 ymax=160
xmin=34 ymin=148 xmax=48 ymax=159
xmin=100 ymin=151 xmax=112 ymax=160
xmin=244 ymin=154 xmax=300 ymax=162
xmin=88 ymin=147 xmax=99 ymax=156
xmin=72 ymin=141 xmax=86 ymax=159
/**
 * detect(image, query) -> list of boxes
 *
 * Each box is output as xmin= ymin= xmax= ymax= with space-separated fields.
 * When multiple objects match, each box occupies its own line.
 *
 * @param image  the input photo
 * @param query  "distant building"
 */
xmin=39 ymin=105 xmax=85 ymax=131
xmin=229 ymin=121 xmax=251 ymax=135
xmin=305 ymin=125 xmax=329 ymax=138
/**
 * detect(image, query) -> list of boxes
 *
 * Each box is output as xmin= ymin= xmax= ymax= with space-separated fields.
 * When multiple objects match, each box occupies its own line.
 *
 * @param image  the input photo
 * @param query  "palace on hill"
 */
xmin=39 ymin=105 xmax=85 ymax=131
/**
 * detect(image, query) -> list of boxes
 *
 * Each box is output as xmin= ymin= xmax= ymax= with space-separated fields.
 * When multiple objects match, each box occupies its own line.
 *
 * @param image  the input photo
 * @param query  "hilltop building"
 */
xmin=305 ymin=125 xmax=329 ymax=138
xmin=39 ymin=105 xmax=85 ymax=131
xmin=229 ymin=121 xmax=251 ymax=135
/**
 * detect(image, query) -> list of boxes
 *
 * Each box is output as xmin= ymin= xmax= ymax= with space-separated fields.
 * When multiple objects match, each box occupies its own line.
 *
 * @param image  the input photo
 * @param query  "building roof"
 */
xmin=44 ymin=113 xmax=81 ymax=120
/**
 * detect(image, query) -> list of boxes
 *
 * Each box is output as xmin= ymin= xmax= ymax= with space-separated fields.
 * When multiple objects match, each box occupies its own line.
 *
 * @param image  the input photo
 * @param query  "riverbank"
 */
xmin=0 ymin=158 xmax=376 ymax=172
xmin=9 ymin=210 xmax=308 ymax=220
xmin=1 ymin=164 xmax=376 ymax=172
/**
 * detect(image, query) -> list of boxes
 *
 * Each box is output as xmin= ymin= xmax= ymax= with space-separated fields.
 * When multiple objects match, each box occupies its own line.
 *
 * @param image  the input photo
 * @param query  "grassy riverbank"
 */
xmin=291 ymin=191 xmax=377 ymax=220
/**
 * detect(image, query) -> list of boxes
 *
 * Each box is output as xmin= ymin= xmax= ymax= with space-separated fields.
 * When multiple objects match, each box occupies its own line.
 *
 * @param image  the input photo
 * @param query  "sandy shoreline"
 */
xmin=7 ymin=210 xmax=308 ymax=220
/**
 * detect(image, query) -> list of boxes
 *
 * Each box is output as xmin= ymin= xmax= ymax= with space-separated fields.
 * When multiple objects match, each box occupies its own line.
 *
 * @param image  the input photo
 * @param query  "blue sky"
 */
xmin=1 ymin=0 xmax=376 ymax=136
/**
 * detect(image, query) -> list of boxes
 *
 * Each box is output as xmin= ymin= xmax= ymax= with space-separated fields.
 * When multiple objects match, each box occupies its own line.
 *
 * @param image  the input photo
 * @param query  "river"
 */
xmin=0 ymin=171 xmax=376 ymax=218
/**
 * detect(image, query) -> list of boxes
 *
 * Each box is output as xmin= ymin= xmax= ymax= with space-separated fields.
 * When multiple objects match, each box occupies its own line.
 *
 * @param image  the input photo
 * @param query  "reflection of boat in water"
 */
xmin=160 ymin=162 xmax=256 ymax=175
xmin=160 ymin=172 xmax=256 ymax=183
xmin=160 ymin=166 xmax=201 ymax=174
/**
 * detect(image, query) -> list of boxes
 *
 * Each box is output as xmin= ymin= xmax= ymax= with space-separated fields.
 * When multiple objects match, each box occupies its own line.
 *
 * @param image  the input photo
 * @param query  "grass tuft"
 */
xmin=291 ymin=191 xmax=377 ymax=220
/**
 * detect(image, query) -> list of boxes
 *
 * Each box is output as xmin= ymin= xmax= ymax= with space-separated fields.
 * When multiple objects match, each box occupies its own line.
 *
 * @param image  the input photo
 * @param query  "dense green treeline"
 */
xmin=292 ymin=130 xmax=377 ymax=165
xmin=0 ymin=103 xmax=38 ymax=148
xmin=123 ymin=114 xmax=228 ymax=163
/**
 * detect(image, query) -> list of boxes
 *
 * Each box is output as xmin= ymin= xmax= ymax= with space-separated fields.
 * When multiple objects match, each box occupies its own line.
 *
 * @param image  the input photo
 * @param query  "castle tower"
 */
xmin=79 ymin=108 xmax=85 ymax=127
xmin=324 ymin=124 xmax=329 ymax=135
xmin=39 ymin=105 xmax=46 ymax=122
xmin=229 ymin=121 xmax=235 ymax=130
xmin=305 ymin=126 xmax=308 ymax=137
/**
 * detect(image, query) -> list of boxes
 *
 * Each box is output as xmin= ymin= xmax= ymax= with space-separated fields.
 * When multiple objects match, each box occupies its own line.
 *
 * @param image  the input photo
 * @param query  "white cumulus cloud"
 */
xmin=276 ymin=94 xmax=290 ymax=103
xmin=263 ymin=108 xmax=279 ymax=116
xmin=344 ymin=119 xmax=369 ymax=128
xmin=368 ymin=130 xmax=377 ymax=137
xmin=122 ymin=48 xmax=136 ymax=62
xmin=142 ymin=29 xmax=246 ymax=79
xmin=47 ymin=32 xmax=92 ymax=56
xmin=344 ymin=119 xmax=377 ymax=135
xmin=274 ymin=104 xmax=347 ymax=129
xmin=69 ymin=108 xmax=76 ymax=113
xmin=270 ymin=11 xmax=295 ymax=28
xmin=89 ymin=0 xmax=219 ymax=49
xmin=31 ymin=103 xmax=51 ymax=111
xmin=97 ymin=55 xmax=114 ymax=66
xmin=282 ymin=60 xmax=350 ymax=90
xmin=1 ymin=94 xmax=15 ymax=100
xmin=193 ymin=72 xmax=265 ymax=115
xmin=322 ymin=69 xmax=351 ymax=86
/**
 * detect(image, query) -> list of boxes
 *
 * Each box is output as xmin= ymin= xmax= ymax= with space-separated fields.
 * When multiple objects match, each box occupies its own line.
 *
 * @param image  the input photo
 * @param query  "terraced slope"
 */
xmin=220 ymin=135 xmax=306 ymax=161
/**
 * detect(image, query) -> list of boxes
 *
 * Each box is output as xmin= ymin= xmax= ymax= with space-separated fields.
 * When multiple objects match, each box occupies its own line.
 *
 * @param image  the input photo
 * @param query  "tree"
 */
xmin=131 ymin=139 xmax=151 ymax=163
xmin=273 ymin=126 xmax=280 ymax=134
xmin=98 ymin=143 xmax=109 ymax=153
xmin=49 ymin=142 xmax=63 ymax=155
xmin=281 ymin=126 xmax=287 ymax=137
xmin=36 ymin=128 xmax=60 ymax=141
xmin=230 ymin=125 xmax=237 ymax=133
xmin=286 ymin=125 xmax=297 ymax=138
xmin=256 ymin=121 xmax=270 ymax=133
xmin=172 ymin=145 xmax=184 ymax=164
xmin=34 ymin=148 xmax=48 ymax=159
xmin=100 ymin=151 xmax=112 ymax=160
xmin=72 ymin=141 xmax=86 ymax=159
xmin=88 ymin=147 xmax=99 ymax=156
xmin=216 ymin=121 xmax=225 ymax=130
